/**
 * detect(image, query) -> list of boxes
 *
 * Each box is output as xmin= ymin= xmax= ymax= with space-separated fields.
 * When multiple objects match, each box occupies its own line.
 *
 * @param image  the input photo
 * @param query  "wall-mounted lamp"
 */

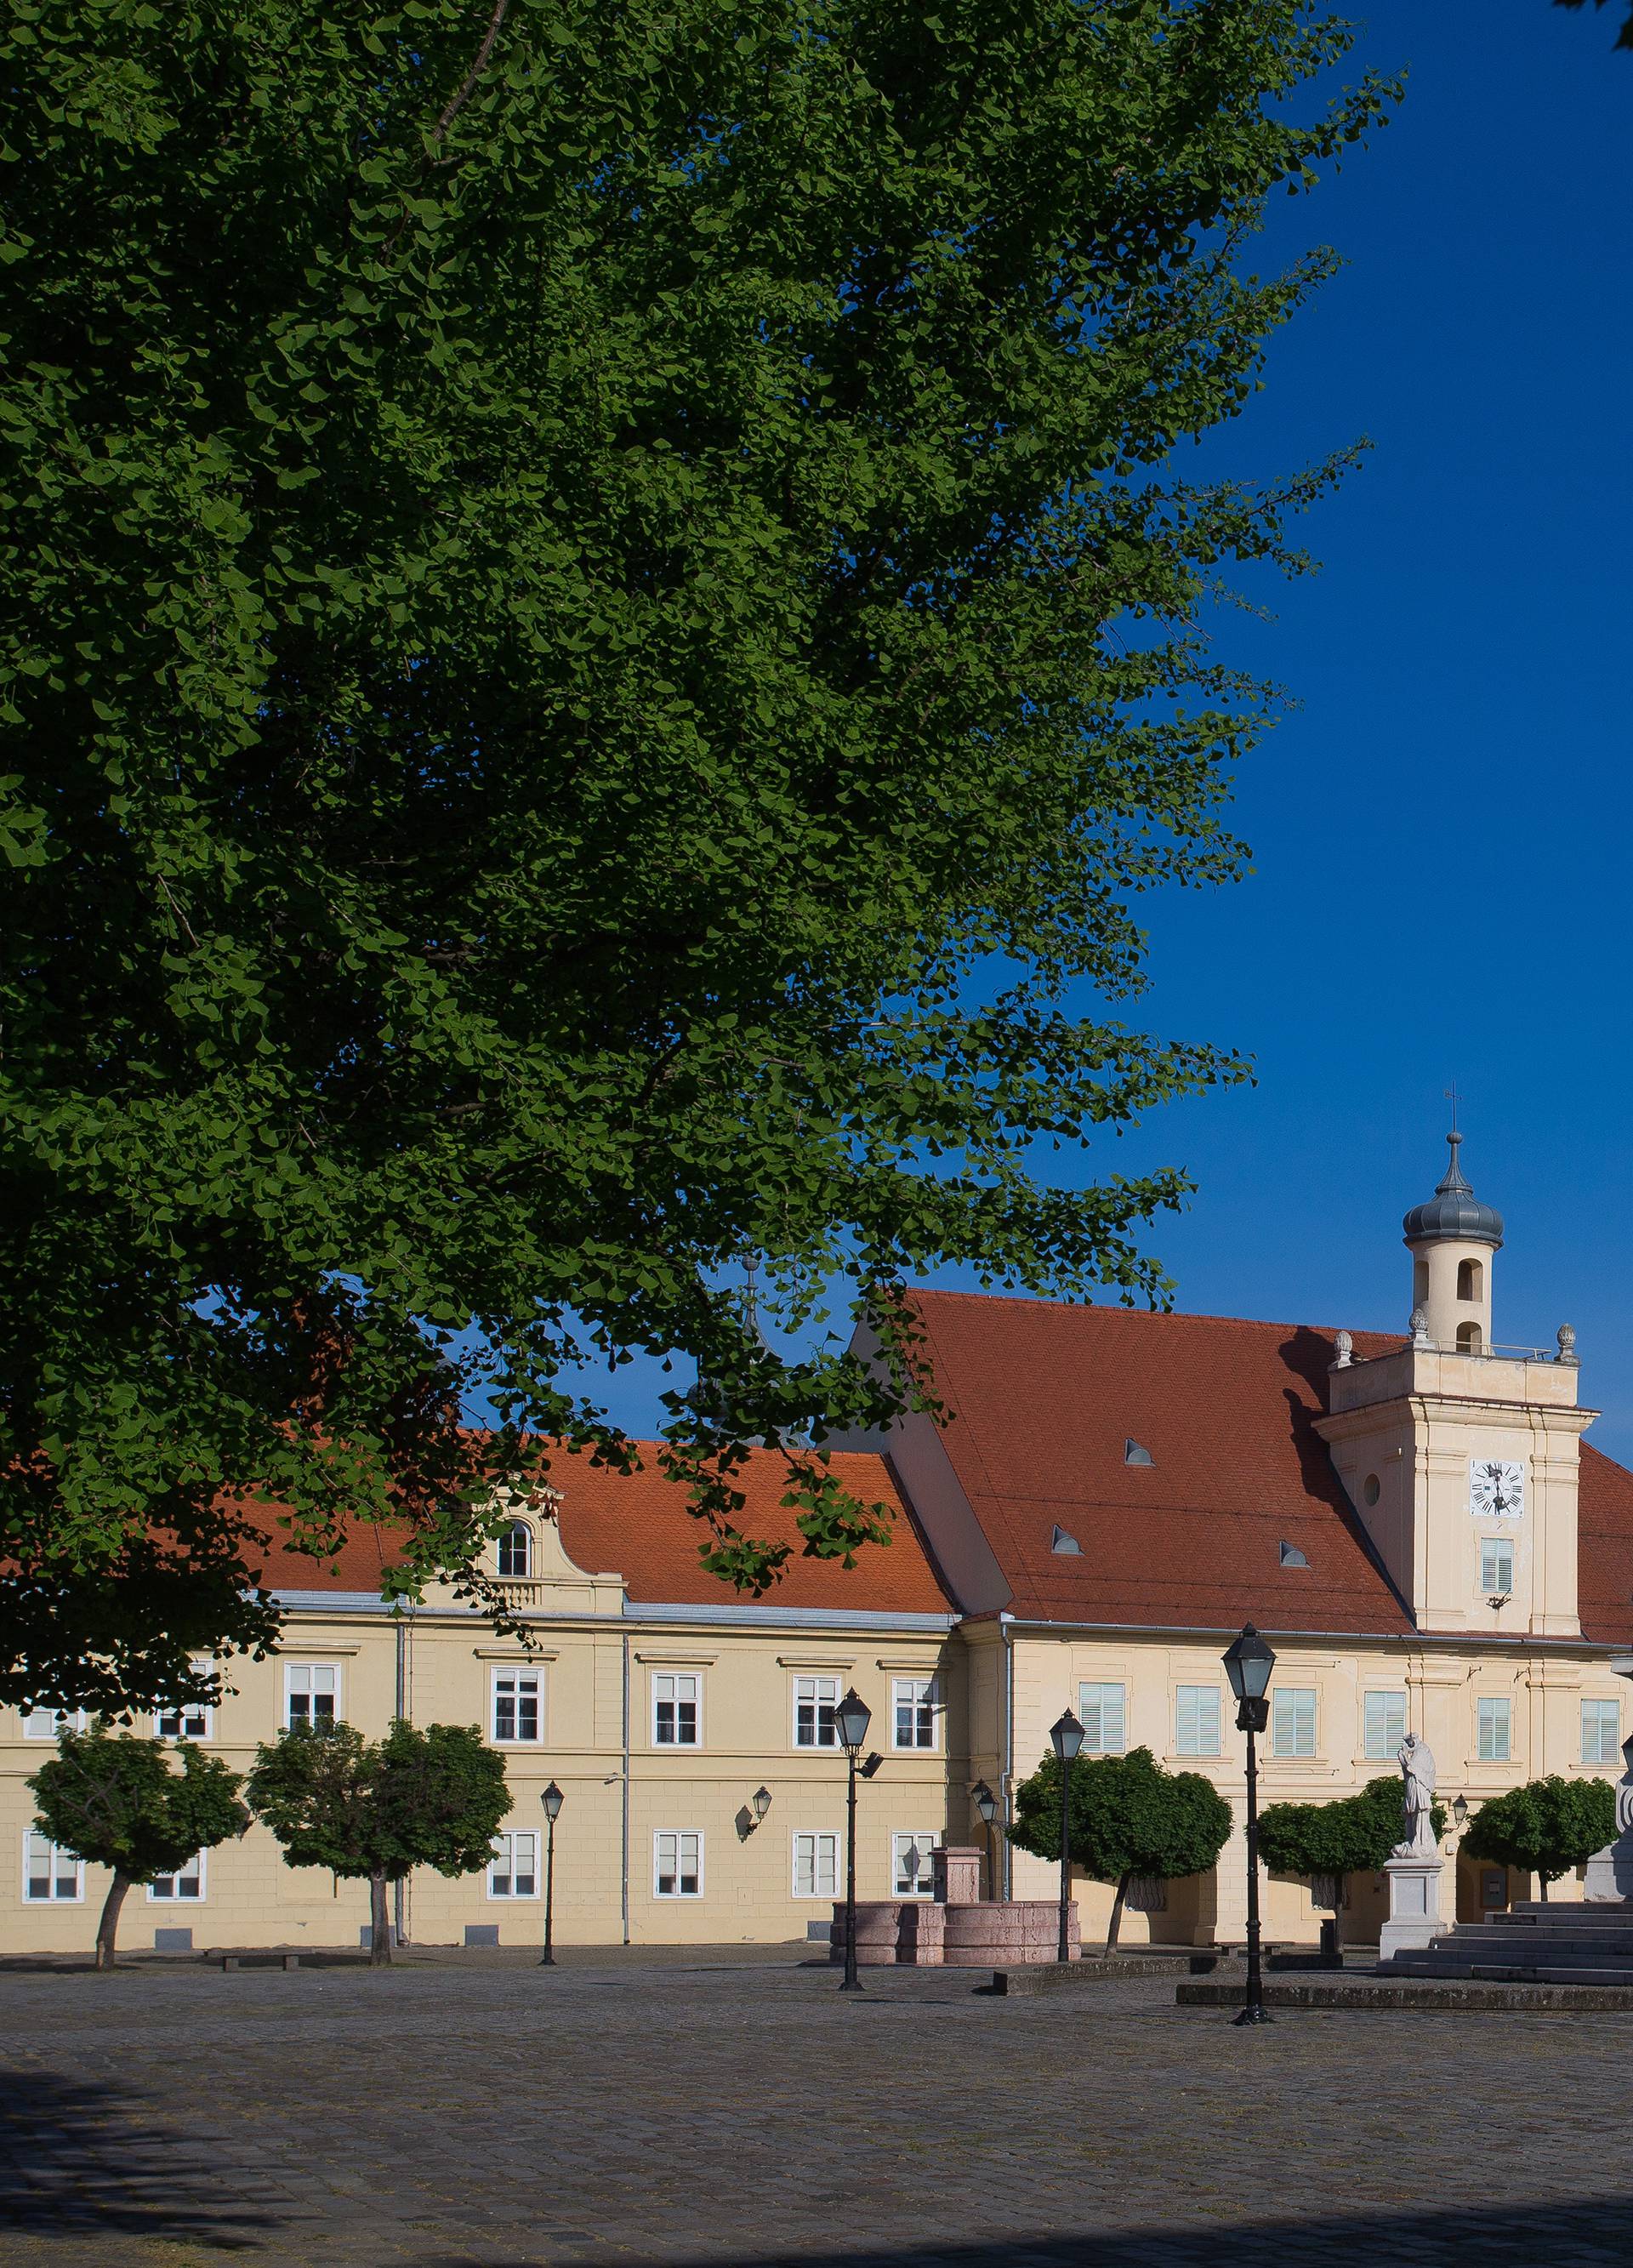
xmin=1452 ymin=1793 xmax=1469 ymax=1831
xmin=751 ymin=1786 xmax=772 ymax=1826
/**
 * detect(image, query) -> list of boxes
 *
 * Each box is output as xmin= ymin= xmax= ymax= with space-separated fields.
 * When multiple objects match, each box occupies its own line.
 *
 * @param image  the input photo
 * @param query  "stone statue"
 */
xmin=1617 ymin=1734 xmax=1633 ymax=1840
xmin=1393 ymin=1732 xmax=1438 ymax=1857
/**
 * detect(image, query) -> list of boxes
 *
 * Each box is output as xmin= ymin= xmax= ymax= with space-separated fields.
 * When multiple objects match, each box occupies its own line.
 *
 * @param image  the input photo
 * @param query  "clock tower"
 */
xmin=1314 ymin=1134 xmax=1594 ymax=1637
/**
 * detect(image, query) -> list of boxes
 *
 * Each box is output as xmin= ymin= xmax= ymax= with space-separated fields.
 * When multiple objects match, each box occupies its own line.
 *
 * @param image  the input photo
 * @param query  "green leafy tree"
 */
xmin=0 ymin=0 xmax=1398 ymax=1708
xmin=1555 ymin=1 xmax=1633 ymax=52
xmin=28 ymin=1722 xmax=248 ymax=1967
xmin=1462 ymin=1775 xmax=1616 ymax=1900
xmin=246 ymin=1719 xmax=510 ymax=1963
xmin=1009 ymin=1746 xmax=1232 ymax=1948
xmin=1259 ymin=1774 xmax=1447 ymax=1911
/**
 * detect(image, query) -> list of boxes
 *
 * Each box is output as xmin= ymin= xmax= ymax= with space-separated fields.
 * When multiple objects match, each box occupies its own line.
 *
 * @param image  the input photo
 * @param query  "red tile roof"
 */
xmin=901 ymin=1290 xmax=1415 ymax=1635
xmin=1579 ymin=1445 xmax=1633 ymax=1647
xmin=247 ymin=1444 xmax=952 ymax=1616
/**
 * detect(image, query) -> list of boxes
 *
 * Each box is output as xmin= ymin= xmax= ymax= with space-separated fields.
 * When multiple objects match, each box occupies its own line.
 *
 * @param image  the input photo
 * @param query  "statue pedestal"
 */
xmin=1584 ymin=1835 xmax=1633 ymax=1902
xmin=1379 ymin=1854 xmax=1444 ymax=1961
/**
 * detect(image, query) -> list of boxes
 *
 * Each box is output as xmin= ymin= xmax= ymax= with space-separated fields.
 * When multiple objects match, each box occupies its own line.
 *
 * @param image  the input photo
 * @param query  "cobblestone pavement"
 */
xmin=0 ymin=1945 xmax=1630 ymax=2267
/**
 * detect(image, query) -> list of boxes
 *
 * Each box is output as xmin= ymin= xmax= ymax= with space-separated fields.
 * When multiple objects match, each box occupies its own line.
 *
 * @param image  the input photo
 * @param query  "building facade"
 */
xmin=4 ymin=1136 xmax=1632 ymax=1953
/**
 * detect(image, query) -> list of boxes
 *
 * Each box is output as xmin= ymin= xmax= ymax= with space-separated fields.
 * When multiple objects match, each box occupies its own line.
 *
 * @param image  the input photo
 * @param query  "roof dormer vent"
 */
xmin=1124 ymin=1439 xmax=1153 ymax=1467
xmin=1050 ymin=1525 xmax=1082 ymax=1555
xmin=1279 ymin=1541 xmax=1309 ymax=1569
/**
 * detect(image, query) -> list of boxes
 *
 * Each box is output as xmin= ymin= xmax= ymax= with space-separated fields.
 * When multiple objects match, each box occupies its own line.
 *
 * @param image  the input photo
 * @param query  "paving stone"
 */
xmin=0 ymin=1951 xmax=1630 ymax=2265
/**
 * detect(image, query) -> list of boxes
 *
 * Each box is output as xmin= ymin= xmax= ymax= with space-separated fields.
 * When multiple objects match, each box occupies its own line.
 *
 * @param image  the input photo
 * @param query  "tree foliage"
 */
xmin=1009 ymin=1746 xmax=1232 ymax=1946
xmin=1258 ymin=1773 xmax=1447 ymax=1900
xmin=0 ymin=0 xmax=1397 ymax=1707
xmin=28 ymin=1721 xmax=248 ymax=1965
xmin=1555 ymin=0 xmax=1633 ymax=52
xmin=246 ymin=1718 xmax=510 ymax=1961
xmin=1462 ymin=1775 xmax=1615 ymax=1897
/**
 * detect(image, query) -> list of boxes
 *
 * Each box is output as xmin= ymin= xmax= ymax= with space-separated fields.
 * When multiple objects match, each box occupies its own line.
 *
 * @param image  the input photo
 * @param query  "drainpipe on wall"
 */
xmin=393 ymin=1610 xmax=412 ymax=1947
xmin=621 ymin=1633 xmax=632 ymax=1944
xmin=999 ymin=1614 xmax=1016 ymax=1901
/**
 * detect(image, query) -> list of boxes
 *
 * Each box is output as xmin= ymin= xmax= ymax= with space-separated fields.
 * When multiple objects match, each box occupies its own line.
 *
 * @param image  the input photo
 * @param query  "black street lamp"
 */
xmin=1222 ymin=1624 xmax=1277 ymax=2026
xmin=1452 ymin=1792 xmax=1469 ymax=1831
xmin=834 ymin=1688 xmax=872 ymax=1994
xmin=539 ymin=1781 xmax=564 ymax=1969
xmin=971 ymin=1779 xmax=999 ymax=1900
xmin=1050 ymin=1709 xmax=1085 ymax=1963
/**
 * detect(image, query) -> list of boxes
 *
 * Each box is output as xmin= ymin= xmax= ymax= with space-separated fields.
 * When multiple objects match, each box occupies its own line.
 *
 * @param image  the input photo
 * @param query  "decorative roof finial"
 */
xmin=1333 ymin=1330 xmax=1353 ymax=1370
xmin=1409 ymin=1306 xmax=1431 ymax=1348
xmin=1556 ymin=1323 xmax=1579 ymax=1367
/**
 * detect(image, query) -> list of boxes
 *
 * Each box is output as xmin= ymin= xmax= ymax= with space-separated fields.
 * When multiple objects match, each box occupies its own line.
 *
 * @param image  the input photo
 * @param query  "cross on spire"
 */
xmin=1443 ymin=1080 xmax=1461 ymax=1136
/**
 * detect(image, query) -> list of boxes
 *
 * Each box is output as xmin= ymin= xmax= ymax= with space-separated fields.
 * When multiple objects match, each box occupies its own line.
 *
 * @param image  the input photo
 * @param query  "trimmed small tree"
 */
xmin=1462 ymin=1775 xmax=1615 ymax=1900
xmin=28 ymin=1723 xmax=248 ymax=1968
xmin=247 ymin=1720 xmax=511 ymax=1963
xmin=1258 ymin=1775 xmax=1448 ymax=1916
xmin=1008 ymin=1747 xmax=1233 ymax=1948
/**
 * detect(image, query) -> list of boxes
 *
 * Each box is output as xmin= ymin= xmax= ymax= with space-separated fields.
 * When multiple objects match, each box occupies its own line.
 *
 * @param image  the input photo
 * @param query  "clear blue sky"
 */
xmin=549 ymin=1 xmax=1633 ymax=1457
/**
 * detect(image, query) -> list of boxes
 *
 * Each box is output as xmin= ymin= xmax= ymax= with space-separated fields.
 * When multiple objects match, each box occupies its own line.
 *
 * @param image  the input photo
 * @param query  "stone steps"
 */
xmin=1376 ymin=1898 xmax=1633 ymax=1982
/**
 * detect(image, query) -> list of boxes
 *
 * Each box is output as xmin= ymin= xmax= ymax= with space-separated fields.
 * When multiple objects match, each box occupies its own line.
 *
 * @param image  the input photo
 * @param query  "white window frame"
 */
xmin=490 ymin=1667 xmax=543 ymax=1746
xmin=793 ymin=1676 xmax=839 ymax=1750
xmin=283 ymin=1662 xmax=341 ymax=1729
xmin=892 ymin=1678 xmax=938 ymax=1752
xmin=154 ymin=1667 xmax=213 ymax=1743
xmin=1583 ymin=1696 xmax=1620 ymax=1766
xmin=146 ymin=1849 xmax=207 ymax=1903
xmin=1272 ymin=1686 xmax=1317 ymax=1760
xmin=653 ymin=1829 xmax=704 ymax=1899
xmin=22 ymin=1832 xmax=83 ymax=1903
xmin=1477 ymin=1695 xmax=1512 ymax=1763
xmin=1078 ymin=1682 xmax=1127 ymax=1756
xmin=651 ymin=1672 xmax=702 ymax=1750
xmin=487 ymin=1830 xmax=540 ymax=1900
xmin=1175 ymin=1684 xmax=1220 ymax=1758
xmin=792 ymin=1830 xmax=839 ymax=1899
xmin=21 ymin=1707 xmax=86 ymax=1741
xmin=1363 ymin=1690 xmax=1407 ymax=1762
xmin=892 ymin=1831 xmax=938 ymax=1897
xmin=1480 ymin=1536 xmax=1515 ymax=1595
xmin=497 ymin=1520 xmax=533 ymax=1579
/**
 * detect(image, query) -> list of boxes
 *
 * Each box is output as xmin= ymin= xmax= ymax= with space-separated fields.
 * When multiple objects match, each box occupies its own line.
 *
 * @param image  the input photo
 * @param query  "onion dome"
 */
xmin=1401 ymin=1132 xmax=1505 ymax=1251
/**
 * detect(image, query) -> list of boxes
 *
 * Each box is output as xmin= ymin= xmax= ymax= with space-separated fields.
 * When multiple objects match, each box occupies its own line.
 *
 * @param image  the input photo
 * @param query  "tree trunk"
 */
xmin=369 ymin=1871 xmax=392 ymax=1964
xmin=1539 ymin=1873 xmax=1550 ymax=1903
xmin=95 ymin=1872 xmax=131 ymax=1970
xmin=1106 ymin=1872 xmax=1129 ymax=1952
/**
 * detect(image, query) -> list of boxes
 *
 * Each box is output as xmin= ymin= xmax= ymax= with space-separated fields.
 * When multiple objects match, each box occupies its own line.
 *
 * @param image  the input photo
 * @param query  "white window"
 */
xmin=148 ymin=1851 xmax=205 ymax=1902
xmin=792 ymin=1831 xmax=839 ymax=1898
xmin=487 ymin=1831 xmax=539 ymax=1898
xmin=654 ymin=1830 xmax=703 ymax=1898
xmin=155 ymin=1677 xmax=212 ymax=1741
xmin=892 ymin=1832 xmax=937 ymax=1896
xmin=1584 ymin=1697 xmax=1620 ymax=1765
xmin=497 ymin=1521 xmax=532 ymax=1578
xmin=892 ymin=1678 xmax=937 ymax=1751
xmin=23 ymin=1833 xmax=83 ymax=1902
xmin=1481 ymin=1537 xmax=1514 ymax=1595
xmin=794 ymin=1676 xmax=839 ymax=1749
xmin=1477 ymin=1696 xmax=1512 ymax=1763
xmin=1363 ymin=1690 xmax=1407 ymax=1761
xmin=21 ymin=1707 xmax=85 ymax=1741
xmin=283 ymin=1663 xmax=339 ymax=1729
xmin=1175 ymin=1684 xmax=1220 ymax=1758
xmin=1078 ymin=1682 xmax=1127 ymax=1755
xmin=491 ymin=1668 xmax=542 ymax=1744
xmin=1272 ymin=1687 xmax=1317 ymax=1759
xmin=652 ymin=1673 xmax=701 ymax=1748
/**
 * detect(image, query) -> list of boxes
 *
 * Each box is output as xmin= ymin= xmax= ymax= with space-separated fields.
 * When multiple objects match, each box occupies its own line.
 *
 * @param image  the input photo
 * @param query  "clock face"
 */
xmin=1470 ymin=1458 xmax=1526 ymax=1519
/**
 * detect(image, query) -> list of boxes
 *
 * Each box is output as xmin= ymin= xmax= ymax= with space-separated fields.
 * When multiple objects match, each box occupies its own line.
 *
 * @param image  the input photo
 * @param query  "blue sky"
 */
xmin=550 ymin=1 xmax=1633 ymax=1457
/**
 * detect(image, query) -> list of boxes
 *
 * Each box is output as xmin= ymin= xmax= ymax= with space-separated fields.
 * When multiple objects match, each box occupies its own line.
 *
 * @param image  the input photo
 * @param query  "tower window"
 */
xmin=1456 ymin=1322 xmax=1483 ymax=1353
xmin=1413 ymin=1257 xmax=1429 ymax=1308
xmin=1456 ymin=1258 xmax=1483 ymax=1302
xmin=498 ymin=1521 xmax=532 ymax=1578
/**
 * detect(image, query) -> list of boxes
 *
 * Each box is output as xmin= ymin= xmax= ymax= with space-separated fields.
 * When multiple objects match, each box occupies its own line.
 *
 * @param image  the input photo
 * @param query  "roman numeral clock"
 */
xmin=1470 ymin=1458 xmax=1526 ymax=1519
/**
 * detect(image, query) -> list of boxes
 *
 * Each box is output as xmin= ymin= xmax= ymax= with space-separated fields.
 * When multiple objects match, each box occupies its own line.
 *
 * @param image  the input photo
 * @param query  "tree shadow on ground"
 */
xmin=0 ymin=2070 xmax=279 ymax=2250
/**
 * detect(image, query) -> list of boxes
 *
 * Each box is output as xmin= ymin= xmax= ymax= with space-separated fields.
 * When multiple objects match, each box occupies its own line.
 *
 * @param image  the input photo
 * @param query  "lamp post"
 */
xmin=971 ymin=1779 xmax=999 ymax=1900
xmin=1222 ymin=1624 xmax=1277 ymax=2026
xmin=538 ymin=1781 xmax=564 ymax=1968
xmin=1050 ymin=1709 xmax=1085 ymax=1963
xmin=834 ymin=1688 xmax=872 ymax=1993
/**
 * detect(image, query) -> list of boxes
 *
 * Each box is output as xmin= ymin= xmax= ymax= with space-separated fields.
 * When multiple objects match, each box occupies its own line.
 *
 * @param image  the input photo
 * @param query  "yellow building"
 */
xmin=4 ymin=1133 xmax=1630 ymax=1954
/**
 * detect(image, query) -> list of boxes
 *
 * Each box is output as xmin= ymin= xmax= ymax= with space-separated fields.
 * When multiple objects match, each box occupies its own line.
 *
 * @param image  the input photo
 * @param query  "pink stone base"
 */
xmin=830 ymin=1900 xmax=1080 ymax=1966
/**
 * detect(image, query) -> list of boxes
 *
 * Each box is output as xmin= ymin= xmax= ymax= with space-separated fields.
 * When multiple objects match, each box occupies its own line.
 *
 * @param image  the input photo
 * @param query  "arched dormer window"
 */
xmin=498 ymin=1520 xmax=532 ymax=1578
xmin=1455 ymin=1321 xmax=1483 ymax=1354
xmin=1456 ymin=1258 xmax=1483 ymax=1302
